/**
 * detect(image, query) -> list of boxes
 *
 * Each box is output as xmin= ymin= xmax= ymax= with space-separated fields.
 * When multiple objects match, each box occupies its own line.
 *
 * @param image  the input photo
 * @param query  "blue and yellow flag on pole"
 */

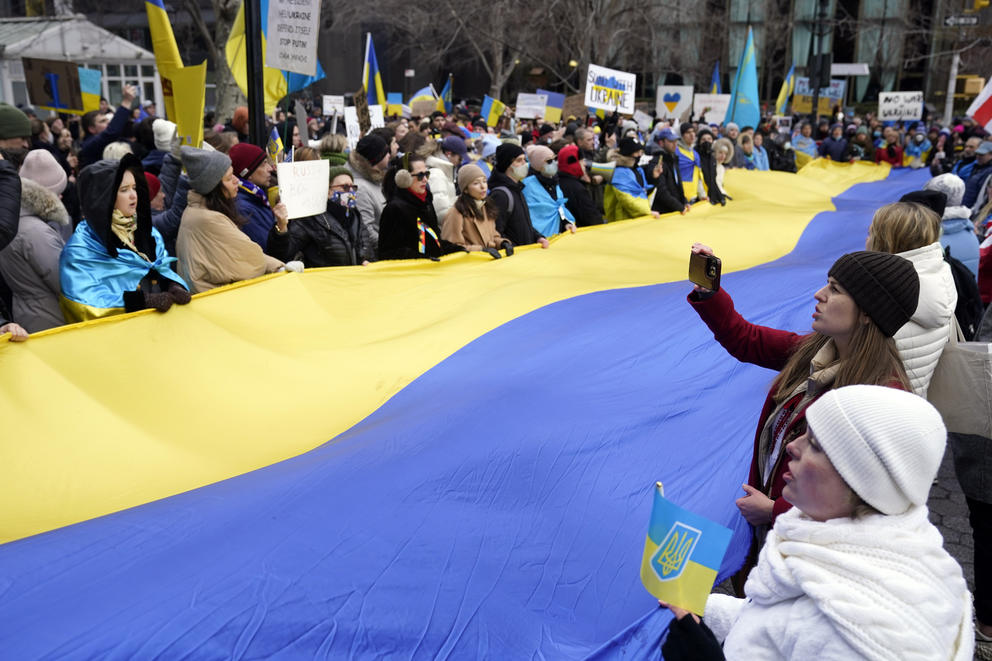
xmin=710 ymin=60 xmax=721 ymax=94
xmin=480 ymin=95 xmax=505 ymax=127
xmin=144 ymin=0 xmax=183 ymax=120
xmin=640 ymin=483 xmax=732 ymax=616
xmin=435 ymin=74 xmax=452 ymax=113
xmin=776 ymin=63 xmax=796 ymax=116
xmin=363 ymin=33 xmax=386 ymax=107
xmin=727 ymin=26 xmax=760 ymax=129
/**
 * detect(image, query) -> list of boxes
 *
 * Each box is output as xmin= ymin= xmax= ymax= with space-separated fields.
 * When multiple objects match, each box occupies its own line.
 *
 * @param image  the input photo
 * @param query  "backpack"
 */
xmin=491 ymin=186 xmax=514 ymax=215
xmin=944 ymin=246 xmax=984 ymax=340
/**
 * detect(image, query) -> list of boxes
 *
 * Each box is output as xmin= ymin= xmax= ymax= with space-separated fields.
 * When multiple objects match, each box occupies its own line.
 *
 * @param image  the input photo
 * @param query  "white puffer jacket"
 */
xmin=426 ymin=155 xmax=457 ymax=227
xmin=893 ymin=241 xmax=957 ymax=397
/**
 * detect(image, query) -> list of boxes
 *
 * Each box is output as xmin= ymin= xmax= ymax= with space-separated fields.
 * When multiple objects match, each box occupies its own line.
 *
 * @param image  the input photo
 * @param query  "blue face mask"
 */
xmin=873 ymin=131 xmax=881 ymax=138
xmin=331 ymin=190 xmax=357 ymax=209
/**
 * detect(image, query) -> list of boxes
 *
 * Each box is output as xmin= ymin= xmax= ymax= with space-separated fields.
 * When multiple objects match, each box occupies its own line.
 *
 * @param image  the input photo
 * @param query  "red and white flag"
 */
xmin=967 ymin=77 xmax=992 ymax=131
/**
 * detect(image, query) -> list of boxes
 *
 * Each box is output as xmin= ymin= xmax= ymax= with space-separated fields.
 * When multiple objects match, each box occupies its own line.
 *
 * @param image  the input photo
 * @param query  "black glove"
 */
xmin=661 ymin=615 xmax=725 ymax=661
xmin=720 ymin=198 xmax=727 ymax=206
xmin=483 ymin=247 xmax=502 ymax=259
xmin=168 ymin=283 xmax=191 ymax=305
xmin=144 ymin=290 xmax=174 ymax=313
xmin=501 ymin=240 xmax=514 ymax=256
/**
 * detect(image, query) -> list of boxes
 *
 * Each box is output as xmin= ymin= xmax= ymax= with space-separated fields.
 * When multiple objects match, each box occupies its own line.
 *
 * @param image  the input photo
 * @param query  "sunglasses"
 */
xmin=411 ymin=171 xmax=430 ymax=180
xmin=331 ymin=184 xmax=359 ymax=192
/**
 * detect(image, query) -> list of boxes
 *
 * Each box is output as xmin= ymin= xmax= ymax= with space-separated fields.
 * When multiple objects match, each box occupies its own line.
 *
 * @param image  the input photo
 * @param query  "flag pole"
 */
xmin=244 ymin=0 xmax=266 ymax=147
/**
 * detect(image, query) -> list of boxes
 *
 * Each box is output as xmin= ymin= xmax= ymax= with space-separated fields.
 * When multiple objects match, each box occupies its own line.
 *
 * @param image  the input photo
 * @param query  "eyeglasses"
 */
xmin=331 ymin=184 xmax=359 ymax=192
xmin=411 ymin=171 xmax=430 ymax=180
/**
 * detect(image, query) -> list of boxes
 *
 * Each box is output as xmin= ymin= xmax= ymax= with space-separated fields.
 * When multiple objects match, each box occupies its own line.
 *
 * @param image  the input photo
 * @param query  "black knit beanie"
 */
xmin=355 ymin=135 xmax=389 ymax=165
xmin=899 ymin=190 xmax=947 ymax=219
xmin=828 ymin=251 xmax=920 ymax=337
xmin=495 ymin=143 xmax=525 ymax=174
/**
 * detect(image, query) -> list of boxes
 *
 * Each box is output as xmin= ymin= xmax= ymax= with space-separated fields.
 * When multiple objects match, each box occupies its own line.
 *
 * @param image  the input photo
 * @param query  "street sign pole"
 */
xmin=244 ymin=0 xmax=266 ymax=147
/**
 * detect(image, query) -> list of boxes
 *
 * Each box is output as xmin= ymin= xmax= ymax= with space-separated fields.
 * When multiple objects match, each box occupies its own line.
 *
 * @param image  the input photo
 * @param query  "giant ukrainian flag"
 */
xmin=0 ymin=162 xmax=929 ymax=658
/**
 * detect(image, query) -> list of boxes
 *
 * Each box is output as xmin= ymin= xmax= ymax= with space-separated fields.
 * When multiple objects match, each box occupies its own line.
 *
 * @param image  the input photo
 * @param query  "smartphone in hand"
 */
xmin=688 ymin=251 xmax=722 ymax=291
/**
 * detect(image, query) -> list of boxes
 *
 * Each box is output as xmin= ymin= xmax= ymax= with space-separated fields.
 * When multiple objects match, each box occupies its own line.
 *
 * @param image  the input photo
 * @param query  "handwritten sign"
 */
xmin=655 ymin=85 xmax=693 ymax=120
xmin=878 ymin=91 xmax=923 ymax=121
xmin=344 ymin=106 xmax=360 ymax=150
xmin=22 ymin=57 xmax=84 ymax=114
xmin=515 ymin=93 xmax=548 ymax=119
xmin=322 ymin=94 xmax=344 ymax=116
xmin=792 ymin=77 xmax=846 ymax=115
xmin=692 ymin=94 xmax=731 ymax=126
xmin=277 ymin=159 xmax=329 ymax=219
xmin=266 ymin=0 xmax=321 ymax=76
xmin=585 ymin=64 xmax=636 ymax=115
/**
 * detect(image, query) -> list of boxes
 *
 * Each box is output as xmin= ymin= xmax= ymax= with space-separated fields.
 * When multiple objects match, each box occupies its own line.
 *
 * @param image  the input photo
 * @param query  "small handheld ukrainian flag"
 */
xmin=640 ymin=482 xmax=732 ymax=616
xmin=480 ymin=95 xmax=506 ymax=127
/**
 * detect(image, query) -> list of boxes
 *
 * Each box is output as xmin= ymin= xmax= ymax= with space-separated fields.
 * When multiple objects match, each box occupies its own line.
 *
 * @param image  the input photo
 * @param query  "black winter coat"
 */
xmin=558 ymin=172 xmax=603 ymax=226
xmin=652 ymin=150 xmax=687 ymax=214
xmin=489 ymin=170 xmax=543 ymax=246
xmin=0 ymin=160 xmax=21 ymax=252
xmin=697 ymin=146 xmax=725 ymax=205
xmin=268 ymin=200 xmax=368 ymax=267
xmin=378 ymin=189 xmax=463 ymax=260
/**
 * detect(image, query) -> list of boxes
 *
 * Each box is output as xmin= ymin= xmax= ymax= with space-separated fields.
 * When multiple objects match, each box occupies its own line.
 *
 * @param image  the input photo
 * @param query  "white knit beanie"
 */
xmin=805 ymin=385 xmax=946 ymax=515
xmin=923 ymin=173 xmax=965 ymax=208
xmin=152 ymin=119 xmax=177 ymax=152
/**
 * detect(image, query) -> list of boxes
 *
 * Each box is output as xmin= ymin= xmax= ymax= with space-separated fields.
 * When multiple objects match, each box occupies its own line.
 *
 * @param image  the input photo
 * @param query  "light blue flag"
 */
xmin=727 ymin=27 xmax=760 ymax=129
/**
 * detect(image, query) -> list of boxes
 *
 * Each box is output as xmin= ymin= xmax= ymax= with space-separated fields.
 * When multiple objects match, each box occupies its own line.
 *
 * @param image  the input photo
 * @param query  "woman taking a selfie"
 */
xmin=687 ymin=244 xmax=919 ymax=587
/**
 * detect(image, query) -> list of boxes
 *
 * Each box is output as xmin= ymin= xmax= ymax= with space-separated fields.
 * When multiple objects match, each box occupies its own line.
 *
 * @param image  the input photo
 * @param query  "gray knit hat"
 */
xmin=181 ymin=146 xmax=232 ymax=194
xmin=827 ymin=251 xmax=919 ymax=337
xmin=0 ymin=103 xmax=30 ymax=139
xmin=807 ymin=385 xmax=946 ymax=515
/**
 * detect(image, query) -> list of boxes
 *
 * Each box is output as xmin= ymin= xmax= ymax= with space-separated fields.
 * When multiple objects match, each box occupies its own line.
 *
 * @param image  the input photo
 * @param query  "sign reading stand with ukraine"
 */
xmin=640 ymin=483 xmax=732 ymax=615
xmin=585 ymin=63 xmax=636 ymax=115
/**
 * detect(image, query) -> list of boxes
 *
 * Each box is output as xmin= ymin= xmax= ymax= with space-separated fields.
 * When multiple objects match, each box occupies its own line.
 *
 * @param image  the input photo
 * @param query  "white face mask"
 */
xmin=542 ymin=162 xmax=558 ymax=177
xmin=510 ymin=163 xmax=529 ymax=181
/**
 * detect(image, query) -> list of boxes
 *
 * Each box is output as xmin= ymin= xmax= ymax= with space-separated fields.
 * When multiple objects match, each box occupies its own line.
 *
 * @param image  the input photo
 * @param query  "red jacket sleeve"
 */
xmin=687 ymin=288 xmax=807 ymax=372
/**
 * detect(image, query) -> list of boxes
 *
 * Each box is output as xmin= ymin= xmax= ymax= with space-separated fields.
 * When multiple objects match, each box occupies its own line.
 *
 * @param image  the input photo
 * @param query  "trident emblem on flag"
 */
xmin=651 ymin=522 xmax=701 ymax=581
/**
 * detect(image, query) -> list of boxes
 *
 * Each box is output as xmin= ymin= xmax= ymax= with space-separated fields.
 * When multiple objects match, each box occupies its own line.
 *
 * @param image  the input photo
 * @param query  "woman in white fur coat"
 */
xmin=661 ymin=386 xmax=973 ymax=661
xmin=866 ymin=199 xmax=957 ymax=397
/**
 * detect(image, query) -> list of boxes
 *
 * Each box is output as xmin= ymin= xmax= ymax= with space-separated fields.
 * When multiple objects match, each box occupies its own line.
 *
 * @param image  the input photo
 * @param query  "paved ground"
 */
xmin=930 ymin=448 xmax=975 ymax=597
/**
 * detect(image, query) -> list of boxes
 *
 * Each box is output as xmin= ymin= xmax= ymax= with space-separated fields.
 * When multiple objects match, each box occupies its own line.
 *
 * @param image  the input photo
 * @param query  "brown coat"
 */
xmin=176 ymin=191 xmax=283 ymax=294
xmin=441 ymin=202 xmax=504 ymax=252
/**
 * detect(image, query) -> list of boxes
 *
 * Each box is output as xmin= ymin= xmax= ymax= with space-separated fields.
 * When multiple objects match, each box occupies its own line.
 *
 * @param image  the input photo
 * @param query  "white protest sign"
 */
xmin=655 ymin=85 xmax=693 ymax=120
xmin=368 ymin=104 xmax=385 ymax=128
xmin=344 ymin=106 xmax=361 ymax=150
xmin=633 ymin=109 xmax=654 ymax=132
xmin=515 ymin=93 xmax=548 ymax=119
xmin=585 ymin=64 xmax=636 ymax=115
xmin=322 ymin=94 xmax=344 ymax=116
xmin=692 ymin=93 xmax=731 ymax=125
xmin=266 ymin=0 xmax=321 ymax=76
xmin=878 ymin=91 xmax=923 ymax=121
xmin=277 ymin=159 xmax=329 ymax=219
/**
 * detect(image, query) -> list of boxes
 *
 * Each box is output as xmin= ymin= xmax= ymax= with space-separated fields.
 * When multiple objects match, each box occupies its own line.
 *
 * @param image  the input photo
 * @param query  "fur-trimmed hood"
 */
xmin=348 ymin=149 xmax=385 ymax=184
xmin=20 ymin=178 xmax=69 ymax=227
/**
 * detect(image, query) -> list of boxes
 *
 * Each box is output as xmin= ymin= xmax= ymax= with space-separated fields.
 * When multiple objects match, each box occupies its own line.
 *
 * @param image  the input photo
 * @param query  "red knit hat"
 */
xmin=228 ymin=142 xmax=267 ymax=179
xmin=557 ymin=144 xmax=583 ymax=178
xmin=144 ymin=172 xmax=161 ymax=199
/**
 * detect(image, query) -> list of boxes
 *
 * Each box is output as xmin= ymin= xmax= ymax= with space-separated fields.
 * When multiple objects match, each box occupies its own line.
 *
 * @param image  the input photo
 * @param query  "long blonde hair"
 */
xmin=866 ymin=202 xmax=941 ymax=254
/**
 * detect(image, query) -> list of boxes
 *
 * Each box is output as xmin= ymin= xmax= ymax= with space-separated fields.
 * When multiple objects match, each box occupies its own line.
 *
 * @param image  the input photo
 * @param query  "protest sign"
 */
xmin=692 ymin=94 xmax=731 ymax=125
xmin=22 ymin=57 xmax=84 ymax=114
xmin=411 ymin=98 xmax=436 ymax=117
xmin=561 ymin=94 xmax=588 ymax=121
xmin=322 ymin=94 xmax=344 ymax=116
xmin=515 ymin=93 xmax=548 ymax=119
xmin=386 ymin=93 xmax=404 ymax=117
xmin=792 ymin=77 xmax=846 ymax=115
xmin=368 ymin=104 xmax=385 ymax=128
xmin=878 ymin=91 xmax=924 ymax=121
xmin=655 ymin=86 xmax=693 ymax=120
xmin=294 ymin=99 xmax=310 ymax=144
xmin=266 ymin=0 xmax=321 ymax=76
xmin=585 ymin=64 xmax=636 ymax=115
xmin=773 ymin=115 xmax=793 ymax=134
xmin=344 ymin=106 xmax=361 ymax=150
xmin=277 ymin=159 xmax=330 ymax=219
xmin=354 ymin=88 xmax=371 ymax=132
xmin=633 ymin=109 xmax=654 ymax=132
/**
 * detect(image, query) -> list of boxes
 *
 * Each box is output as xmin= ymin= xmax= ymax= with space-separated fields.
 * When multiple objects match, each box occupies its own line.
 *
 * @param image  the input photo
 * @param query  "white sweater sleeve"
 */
xmin=703 ymin=593 xmax=745 ymax=642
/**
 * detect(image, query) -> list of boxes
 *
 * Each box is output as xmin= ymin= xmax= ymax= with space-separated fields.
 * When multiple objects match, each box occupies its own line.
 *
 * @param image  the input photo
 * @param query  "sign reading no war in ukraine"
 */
xmin=585 ymin=64 xmax=636 ymax=115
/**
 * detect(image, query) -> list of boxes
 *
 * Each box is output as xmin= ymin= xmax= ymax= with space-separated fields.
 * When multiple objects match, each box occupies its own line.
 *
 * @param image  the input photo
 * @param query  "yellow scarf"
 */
xmin=111 ymin=209 xmax=150 ymax=262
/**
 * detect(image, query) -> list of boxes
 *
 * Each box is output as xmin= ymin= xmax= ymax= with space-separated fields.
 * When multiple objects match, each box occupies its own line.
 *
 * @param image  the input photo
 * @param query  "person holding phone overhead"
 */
xmin=687 ymin=243 xmax=920 ymax=590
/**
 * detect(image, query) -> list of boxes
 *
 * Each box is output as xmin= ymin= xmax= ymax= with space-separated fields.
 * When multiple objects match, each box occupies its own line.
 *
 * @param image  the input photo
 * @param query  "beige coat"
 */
xmin=176 ymin=191 xmax=283 ymax=294
xmin=441 ymin=203 xmax=504 ymax=252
